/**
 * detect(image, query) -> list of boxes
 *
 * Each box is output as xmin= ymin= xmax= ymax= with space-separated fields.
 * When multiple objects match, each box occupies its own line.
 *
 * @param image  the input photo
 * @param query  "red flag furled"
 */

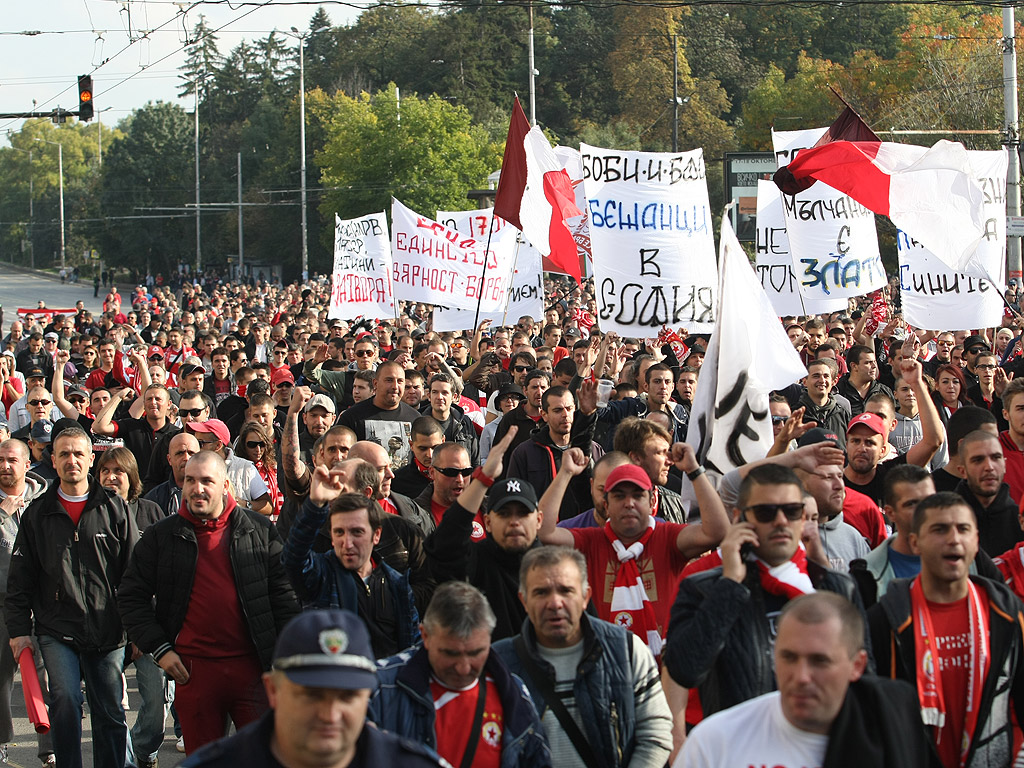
xmin=493 ymin=97 xmax=583 ymax=284
xmin=571 ymin=307 xmax=595 ymax=332
xmin=773 ymin=105 xmax=880 ymax=196
xmin=19 ymin=648 xmax=49 ymax=733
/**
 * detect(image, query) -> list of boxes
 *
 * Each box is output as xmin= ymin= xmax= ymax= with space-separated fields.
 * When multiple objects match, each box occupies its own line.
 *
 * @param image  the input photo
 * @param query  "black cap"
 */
xmin=487 ymin=478 xmax=539 ymax=513
xmin=963 ymin=335 xmax=990 ymax=353
xmin=496 ymin=383 xmax=525 ymax=401
xmin=797 ymin=427 xmax=841 ymax=449
xmin=272 ymin=610 xmax=377 ymax=691
xmin=178 ymin=363 xmax=203 ymax=379
xmin=24 ymin=367 xmax=45 ymax=380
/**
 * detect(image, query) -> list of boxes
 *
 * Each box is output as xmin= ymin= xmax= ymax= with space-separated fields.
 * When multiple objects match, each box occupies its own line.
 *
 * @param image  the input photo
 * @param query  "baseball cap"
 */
xmin=846 ymin=412 xmax=886 ymax=437
xmin=486 ymin=478 xmax=539 ymax=513
xmin=963 ymin=335 xmax=990 ymax=353
xmin=44 ymin=332 xmax=58 ymax=341
xmin=30 ymin=419 xmax=53 ymax=445
xmin=272 ymin=610 xmax=377 ymax=691
xmin=65 ymin=386 xmax=88 ymax=401
xmin=604 ymin=464 xmax=654 ymax=492
xmin=271 ymin=367 xmax=295 ymax=387
xmin=178 ymin=363 xmax=204 ymax=379
xmin=24 ymin=367 xmax=45 ymax=380
xmin=304 ymin=393 xmax=336 ymax=414
xmin=797 ymin=427 xmax=841 ymax=449
xmin=147 ymin=345 xmax=165 ymax=360
xmin=188 ymin=418 xmax=230 ymax=446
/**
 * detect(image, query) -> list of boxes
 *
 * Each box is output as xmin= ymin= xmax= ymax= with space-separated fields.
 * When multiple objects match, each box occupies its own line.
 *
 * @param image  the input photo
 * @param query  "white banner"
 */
xmin=898 ymin=150 xmax=1007 ymax=331
xmin=390 ymin=198 xmax=514 ymax=311
xmin=754 ymin=180 xmax=848 ymax=317
xmin=432 ymin=208 xmax=544 ymax=332
xmin=772 ymin=128 xmax=887 ymax=301
xmin=329 ymin=212 xmax=395 ymax=321
xmin=581 ymin=144 xmax=718 ymax=334
xmin=688 ymin=213 xmax=808 ymax=476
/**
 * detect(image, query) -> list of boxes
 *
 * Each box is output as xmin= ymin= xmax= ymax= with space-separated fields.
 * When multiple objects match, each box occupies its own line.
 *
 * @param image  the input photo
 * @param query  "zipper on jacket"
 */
xmin=611 ymin=701 xmax=622 ymax=763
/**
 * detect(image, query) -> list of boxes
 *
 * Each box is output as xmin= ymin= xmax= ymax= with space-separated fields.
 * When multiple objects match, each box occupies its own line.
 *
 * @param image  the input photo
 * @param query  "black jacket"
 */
xmin=492 ymin=404 xmax=544 ymax=475
xmin=6 ymin=480 xmax=139 ymax=651
xmin=822 ymin=676 xmax=942 ymax=768
xmin=506 ymin=411 xmax=597 ymax=522
xmin=418 ymin=402 xmax=479 ymax=465
xmin=117 ymin=505 xmax=299 ymax=670
xmin=797 ymin=391 xmax=851 ymax=450
xmin=423 ymin=499 xmax=540 ymax=641
xmin=391 ymin=460 xmax=430 ymax=501
xmin=664 ymin=561 xmax=868 ymax=717
xmin=956 ymin=480 xmax=1024 ymax=557
xmin=869 ymin=576 xmax=1024 ymax=768
xmin=836 ymin=374 xmax=893 ymax=417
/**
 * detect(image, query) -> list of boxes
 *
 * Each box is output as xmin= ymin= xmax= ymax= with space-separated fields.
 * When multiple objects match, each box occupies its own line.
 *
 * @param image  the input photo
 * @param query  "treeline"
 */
xmin=0 ymin=3 xmax=1009 ymax=279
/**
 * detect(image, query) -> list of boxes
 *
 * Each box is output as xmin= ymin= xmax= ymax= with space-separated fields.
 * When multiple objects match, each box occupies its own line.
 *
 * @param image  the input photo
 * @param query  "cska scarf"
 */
xmin=910 ymin=576 xmax=989 ymax=768
xmin=605 ymin=518 xmax=663 ymax=658
xmin=754 ymin=546 xmax=815 ymax=600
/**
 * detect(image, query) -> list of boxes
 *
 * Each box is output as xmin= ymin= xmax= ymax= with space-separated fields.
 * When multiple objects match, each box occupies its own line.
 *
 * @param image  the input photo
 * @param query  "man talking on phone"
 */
xmin=663 ymin=464 xmax=868 ymax=719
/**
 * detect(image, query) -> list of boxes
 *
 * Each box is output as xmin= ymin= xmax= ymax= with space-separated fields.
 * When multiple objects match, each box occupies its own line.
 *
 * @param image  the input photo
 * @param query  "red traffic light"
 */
xmin=78 ymin=75 xmax=94 ymax=121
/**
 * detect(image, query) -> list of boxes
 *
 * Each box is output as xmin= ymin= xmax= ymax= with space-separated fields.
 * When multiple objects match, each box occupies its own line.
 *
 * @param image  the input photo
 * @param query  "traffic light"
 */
xmin=78 ymin=75 xmax=93 ymax=121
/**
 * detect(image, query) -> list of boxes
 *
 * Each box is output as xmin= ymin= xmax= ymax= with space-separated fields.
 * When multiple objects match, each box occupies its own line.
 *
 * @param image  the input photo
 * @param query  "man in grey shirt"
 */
xmin=493 ymin=545 xmax=672 ymax=768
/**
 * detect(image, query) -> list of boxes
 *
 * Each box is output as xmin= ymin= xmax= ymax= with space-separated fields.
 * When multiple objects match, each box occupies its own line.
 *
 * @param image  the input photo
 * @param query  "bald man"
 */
xmin=118 ymin=452 xmax=298 ymax=755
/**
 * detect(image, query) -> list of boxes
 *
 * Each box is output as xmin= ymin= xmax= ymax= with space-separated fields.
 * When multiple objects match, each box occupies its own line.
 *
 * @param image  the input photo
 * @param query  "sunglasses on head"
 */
xmin=742 ymin=503 xmax=805 ymax=523
xmin=435 ymin=466 xmax=474 ymax=478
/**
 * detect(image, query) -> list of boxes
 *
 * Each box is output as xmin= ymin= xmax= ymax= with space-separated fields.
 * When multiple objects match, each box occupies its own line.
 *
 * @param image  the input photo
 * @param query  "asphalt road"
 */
xmin=0 ymin=265 xmax=107 ymax=326
xmin=5 ymin=663 xmax=187 ymax=767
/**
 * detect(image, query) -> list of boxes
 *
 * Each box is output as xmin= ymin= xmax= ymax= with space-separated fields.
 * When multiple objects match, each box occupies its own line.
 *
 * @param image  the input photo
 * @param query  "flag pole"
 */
xmin=501 ymin=234 xmax=525 ymax=327
xmin=472 ymin=214 xmax=499 ymax=331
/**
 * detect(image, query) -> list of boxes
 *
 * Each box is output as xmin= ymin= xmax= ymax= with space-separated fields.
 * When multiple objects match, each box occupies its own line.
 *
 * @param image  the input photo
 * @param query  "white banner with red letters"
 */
xmin=391 ymin=198 xmax=515 ymax=312
xmin=329 ymin=212 xmax=395 ymax=321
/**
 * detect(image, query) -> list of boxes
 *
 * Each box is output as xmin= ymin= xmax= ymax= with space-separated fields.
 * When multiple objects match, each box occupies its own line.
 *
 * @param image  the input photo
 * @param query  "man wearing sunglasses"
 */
xmin=663 ymin=464 xmax=864 ymax=719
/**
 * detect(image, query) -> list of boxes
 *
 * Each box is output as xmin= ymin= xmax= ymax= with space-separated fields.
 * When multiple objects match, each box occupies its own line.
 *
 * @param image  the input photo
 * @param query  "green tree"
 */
xmin=312 ymin=85 xmax=500 ymax=233
xmin=98 ymin=102 xmax=195 ymax=274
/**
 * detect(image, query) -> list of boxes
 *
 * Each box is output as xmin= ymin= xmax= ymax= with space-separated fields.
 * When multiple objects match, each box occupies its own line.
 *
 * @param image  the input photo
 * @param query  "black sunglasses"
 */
xmin=771 ymin=415 xmax=788 ymax=425
xmin=179 ymin=407 xmax=206 ymax=418
xmin=435 ymin=466 xmax=474 ymax=478
xmin=742 ymin=503 xmax=805 ymax=523
xmin=245 ymin=440 xmax=266 ymax=449
xmin=28 ymin=399 xmax=51 ymax=407
xmin=512 ymin=365 xmax=531 ymax=373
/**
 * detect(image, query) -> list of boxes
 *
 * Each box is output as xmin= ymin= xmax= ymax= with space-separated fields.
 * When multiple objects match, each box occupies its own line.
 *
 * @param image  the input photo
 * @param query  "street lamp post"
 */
xmin=34 ymin=138 xmax=64 ymax=271
xmin=287 ymin=25 xmax=329 ymax=283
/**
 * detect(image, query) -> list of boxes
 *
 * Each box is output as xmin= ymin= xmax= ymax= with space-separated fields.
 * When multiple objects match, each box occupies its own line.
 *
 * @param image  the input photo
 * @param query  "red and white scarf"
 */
xmin=604 ymin=518 xmax=663 ymax=657
xmin=754 ymin=546 xmax=815 ymax=600
xmin=910 ymin=577 xmax=989 ymax=767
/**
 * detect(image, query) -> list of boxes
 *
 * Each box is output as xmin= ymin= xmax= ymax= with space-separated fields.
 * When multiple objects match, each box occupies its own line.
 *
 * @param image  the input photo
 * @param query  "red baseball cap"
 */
xmin=605 ymin=464 xmax=654 ymax=493
xmin=147 ymin=345 xmax=164 ymax=360
xmin=272 ymin=367 xmax=295 ymax=386
xmin=188 ymin=418 xmax=230 ymax=446
xmin=846 ymin=412 xmax=886 ymax=436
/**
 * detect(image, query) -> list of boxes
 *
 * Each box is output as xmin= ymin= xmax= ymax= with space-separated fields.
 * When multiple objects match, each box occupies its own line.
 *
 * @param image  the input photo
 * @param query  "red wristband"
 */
xmin=472 ymin=467 xmax=495 ymax=488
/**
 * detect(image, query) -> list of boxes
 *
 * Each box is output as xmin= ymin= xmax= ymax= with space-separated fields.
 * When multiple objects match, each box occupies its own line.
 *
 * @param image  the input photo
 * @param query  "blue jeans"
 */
xmin=38 ymin=636 xmax=127 ymax=768
xmin=127 ymin=653 xmax=173 ymax=764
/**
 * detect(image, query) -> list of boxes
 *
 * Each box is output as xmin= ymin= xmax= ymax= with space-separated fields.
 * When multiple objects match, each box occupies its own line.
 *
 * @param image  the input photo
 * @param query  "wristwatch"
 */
xmin=686 ymin=466 xmax=706 ymax=482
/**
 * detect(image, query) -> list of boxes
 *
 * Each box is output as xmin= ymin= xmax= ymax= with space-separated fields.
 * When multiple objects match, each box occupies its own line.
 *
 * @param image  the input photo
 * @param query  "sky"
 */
xmin=1 ymin=0 xmax=362 ymax=144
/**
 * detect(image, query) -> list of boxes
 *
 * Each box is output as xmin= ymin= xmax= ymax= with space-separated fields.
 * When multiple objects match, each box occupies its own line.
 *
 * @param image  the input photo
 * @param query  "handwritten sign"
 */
xmin=390 ymin=198 xmax=514 ymax=312
xmin=329 ymin=212 xmax=395 ymax=321
xmin=755 ymin=180 xmax=848 ymax=317
xmin=772 ymin=128 xmax=887 ymax=301
xmin=432 ymin=208 xmax=544 ymax=331
xmin=898 ymin=150 xmax=1007 ymax=331
xmin=581 ymin=144 xmax=718 ymax=334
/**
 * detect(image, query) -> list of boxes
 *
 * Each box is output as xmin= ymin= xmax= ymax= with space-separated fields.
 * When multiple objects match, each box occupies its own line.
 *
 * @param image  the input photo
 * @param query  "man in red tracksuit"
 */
xmin=118 ymin=451 xmax=298 ymax=755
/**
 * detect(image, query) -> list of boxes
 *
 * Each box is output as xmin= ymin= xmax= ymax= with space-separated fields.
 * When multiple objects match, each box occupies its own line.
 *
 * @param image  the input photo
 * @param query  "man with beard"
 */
xmin=954 ymin=430 xmax=1024 ymax=556
xmin=795 ymin=463 xmax=870 ymax=573
xmin=423 ymin=428 xmax=547 ymax=640
xmin=117 ymin=451 xmax=298 ymax=755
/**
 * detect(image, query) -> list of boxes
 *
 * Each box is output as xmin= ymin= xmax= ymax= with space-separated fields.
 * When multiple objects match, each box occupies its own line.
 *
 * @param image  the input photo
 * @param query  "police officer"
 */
xmin=181 ymin=609 xmax=444 ymax=768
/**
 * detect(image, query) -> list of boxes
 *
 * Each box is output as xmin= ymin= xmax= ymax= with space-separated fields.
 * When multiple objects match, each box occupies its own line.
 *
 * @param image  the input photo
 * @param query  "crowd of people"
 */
xmin=1 ymin=270 xmax=1024 ymax=767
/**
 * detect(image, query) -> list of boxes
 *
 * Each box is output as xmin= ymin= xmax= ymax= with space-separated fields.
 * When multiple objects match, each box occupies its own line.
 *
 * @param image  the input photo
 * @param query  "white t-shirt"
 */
xmin=675 ymin=692 xmax=828 ymax=768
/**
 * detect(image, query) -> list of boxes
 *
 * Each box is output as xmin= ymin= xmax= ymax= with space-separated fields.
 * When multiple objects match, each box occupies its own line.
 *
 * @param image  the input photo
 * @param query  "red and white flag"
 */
xmin=493 ymin=97 xmax=583 ymax=284
xmin=785 ymin=139 xmax=987 ymax=275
